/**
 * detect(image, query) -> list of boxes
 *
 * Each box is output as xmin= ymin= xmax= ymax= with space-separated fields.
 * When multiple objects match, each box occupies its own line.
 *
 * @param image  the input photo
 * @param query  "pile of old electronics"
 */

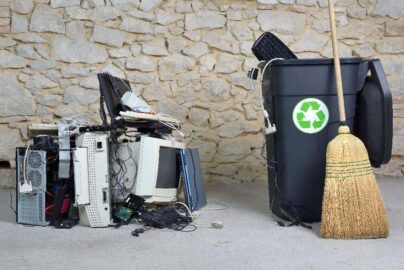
xmin=16 ymin=73 xmax=207 ymax=234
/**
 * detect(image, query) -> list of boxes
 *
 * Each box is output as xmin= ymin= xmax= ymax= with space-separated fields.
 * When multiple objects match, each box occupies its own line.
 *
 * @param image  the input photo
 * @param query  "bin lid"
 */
xmin=270 ymin=57 xmax=362 ymax=66
xmin=264 ymin=57 xmax=366 ymax=96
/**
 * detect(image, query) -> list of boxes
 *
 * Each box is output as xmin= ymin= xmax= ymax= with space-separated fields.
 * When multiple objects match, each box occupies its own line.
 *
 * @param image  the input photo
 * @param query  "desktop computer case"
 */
xmin=75 ymin=132 xmax=112 ymax=227
xmin=16 ymin=148 xmax=49 ymax=226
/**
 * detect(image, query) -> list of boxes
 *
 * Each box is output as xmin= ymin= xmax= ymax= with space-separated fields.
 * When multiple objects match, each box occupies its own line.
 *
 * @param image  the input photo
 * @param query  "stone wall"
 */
xmin=0 ymin=0 xmax=403 ymax=187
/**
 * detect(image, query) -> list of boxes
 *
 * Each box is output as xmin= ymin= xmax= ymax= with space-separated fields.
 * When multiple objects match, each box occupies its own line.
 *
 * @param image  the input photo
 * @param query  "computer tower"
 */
xmin=75 ymin=132 xmax=112 ymax=227
xmin=16 ymin=148 xmax=49 ymax=226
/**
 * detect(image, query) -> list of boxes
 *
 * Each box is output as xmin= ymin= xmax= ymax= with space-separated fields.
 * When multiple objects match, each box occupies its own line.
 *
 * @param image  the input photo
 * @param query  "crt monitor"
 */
xmin=112 ymin=136 xmax=185 ymax=203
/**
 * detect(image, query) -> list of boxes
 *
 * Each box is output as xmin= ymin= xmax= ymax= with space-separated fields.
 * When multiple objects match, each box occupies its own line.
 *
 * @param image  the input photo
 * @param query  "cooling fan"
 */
xmin=27 ymin=151 xmax=45 ymax=191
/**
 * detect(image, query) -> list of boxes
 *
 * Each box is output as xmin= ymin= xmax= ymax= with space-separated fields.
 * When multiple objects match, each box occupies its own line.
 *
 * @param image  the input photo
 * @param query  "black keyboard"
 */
xmin=252 ymin=32 xmax=297 ymax=61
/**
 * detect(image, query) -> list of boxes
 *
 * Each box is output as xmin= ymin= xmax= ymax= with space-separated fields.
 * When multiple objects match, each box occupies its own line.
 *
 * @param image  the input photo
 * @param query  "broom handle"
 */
xmin=328 ymin=0 xmax=346 ymax=122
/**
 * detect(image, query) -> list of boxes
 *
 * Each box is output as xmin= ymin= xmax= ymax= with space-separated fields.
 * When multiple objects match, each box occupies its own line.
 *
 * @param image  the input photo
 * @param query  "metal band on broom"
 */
xmin=320 ymin=0 xmax=389 ymax=239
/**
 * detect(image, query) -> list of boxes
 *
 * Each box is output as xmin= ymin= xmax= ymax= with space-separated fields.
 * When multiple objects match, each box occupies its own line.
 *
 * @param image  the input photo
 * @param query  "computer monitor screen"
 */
xmin=112 ymin=136 xmax=185 ymax=203
xmin=156 ymin=147 xmax=181 ymax=189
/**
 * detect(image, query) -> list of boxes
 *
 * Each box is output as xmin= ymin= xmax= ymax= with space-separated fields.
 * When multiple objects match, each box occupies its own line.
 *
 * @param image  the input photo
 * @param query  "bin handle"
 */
xmin=328 ymin=0 xmax=346 ymax=123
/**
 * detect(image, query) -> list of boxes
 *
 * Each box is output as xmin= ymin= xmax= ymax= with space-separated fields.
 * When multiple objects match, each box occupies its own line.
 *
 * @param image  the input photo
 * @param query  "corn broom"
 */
xmin=320 ymin=0 xmax=389 ymax=239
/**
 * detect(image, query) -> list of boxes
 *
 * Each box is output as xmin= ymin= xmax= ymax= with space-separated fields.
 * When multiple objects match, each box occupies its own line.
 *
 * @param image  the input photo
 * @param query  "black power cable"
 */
xmin=7 ymin=168 xmax=17 ymax=215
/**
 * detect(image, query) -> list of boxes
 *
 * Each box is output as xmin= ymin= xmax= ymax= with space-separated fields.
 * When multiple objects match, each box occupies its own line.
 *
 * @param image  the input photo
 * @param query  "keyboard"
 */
xmin=119 ymin=111 xmax=180 ymax=124
xmin=252 ymin=32 xmax=297 ymax=61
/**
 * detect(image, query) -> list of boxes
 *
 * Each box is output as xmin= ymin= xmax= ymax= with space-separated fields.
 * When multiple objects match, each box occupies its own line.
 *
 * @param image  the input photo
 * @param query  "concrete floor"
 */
xmin=0 ymin=177 xmax=403 ymax=270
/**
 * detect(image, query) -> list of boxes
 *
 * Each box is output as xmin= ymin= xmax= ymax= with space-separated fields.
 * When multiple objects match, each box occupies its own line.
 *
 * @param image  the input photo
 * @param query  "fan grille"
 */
xmin=28 ymin=170 xmax=42 ymax=188
xmin=28 ymin=152 xmax=42 ymax=169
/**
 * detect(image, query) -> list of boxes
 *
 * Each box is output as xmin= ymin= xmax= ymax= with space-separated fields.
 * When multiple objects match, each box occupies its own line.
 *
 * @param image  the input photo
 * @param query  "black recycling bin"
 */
xmin=263 ymin=58 xmax=369 ymax=223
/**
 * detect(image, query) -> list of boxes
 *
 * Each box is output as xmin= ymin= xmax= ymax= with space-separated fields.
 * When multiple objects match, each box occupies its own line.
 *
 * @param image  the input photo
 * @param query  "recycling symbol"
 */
xmin=292 ymin=98 xmax=329 ymax=134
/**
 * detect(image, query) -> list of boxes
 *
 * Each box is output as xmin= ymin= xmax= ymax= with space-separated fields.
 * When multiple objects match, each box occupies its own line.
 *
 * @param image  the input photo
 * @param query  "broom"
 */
xmin=320 ymin=0 xmax=389 ymax=239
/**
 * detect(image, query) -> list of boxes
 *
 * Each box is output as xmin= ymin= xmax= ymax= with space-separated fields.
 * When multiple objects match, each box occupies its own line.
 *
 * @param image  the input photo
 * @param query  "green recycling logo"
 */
xmin=292 ymin=98 xmax=329 ymax=134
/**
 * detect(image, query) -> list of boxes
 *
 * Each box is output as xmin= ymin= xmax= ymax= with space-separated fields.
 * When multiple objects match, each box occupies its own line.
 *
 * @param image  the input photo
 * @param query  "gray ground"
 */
xmin=0 ymin=177 xmax=403 ymax=270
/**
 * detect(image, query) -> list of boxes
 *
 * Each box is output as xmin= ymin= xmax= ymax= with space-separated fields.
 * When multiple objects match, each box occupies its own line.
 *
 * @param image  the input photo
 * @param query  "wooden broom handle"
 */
xmin=328 ymin=0 xmax=346 ymax=122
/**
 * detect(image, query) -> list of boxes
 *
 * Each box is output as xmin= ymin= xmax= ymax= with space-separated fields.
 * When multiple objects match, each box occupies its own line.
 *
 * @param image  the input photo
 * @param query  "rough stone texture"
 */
xmin=93 ymin=7 xmax=120 ymax=22
xmin=127 ymin=71 xmax=155 ymax=85
xmin=376 ymin=38 xmax=404 ymax=54
xmin=142 ymin=40 xmax=168 ymax=56
xmin=110 ymin=0 xmax=139 ymax=9
xmin=202 ymin=30 xmax=240 ymax=54
xmin=65 ymin=6 xmax=120 ymax=22
xmin=167 ymin=37 xmax=188 ymax=53
xmin=29 ymin=4 xmax=65 ymax=34
xmin=292 ymin=30 xmax=328 ymax=52
xmin=0 ymin=6 xmax=10 ymax=17
xmin=50 ymin=0 xmax=80 ymax=8
xmin=188 ymin=107 xmax=210 ymax=126
xmin=296 ymin=0 xmax=316 ymax=6
xmin=257 ymin=10 xmax=306 ymax=34
xmin=159 ymin=54 xmax=196 ymax=80
xmin=185 ymin=11 xmax=226 ymax=30
xmin=30 ymin=59 xmax=57 ymax=70
xmin=0 ymin=72 xmax=35 ymax=116
xmin=201 ymin=77 xmax=230 ymax=101
xmin=372 ymin=0 xmax=404 ymax=19
xmin=34 ymin=44 xmax=49 ymax=58
xmin=66 ymin=21 xmax=85 ymax=40
xmin=36 ymin=94 xmax=62 ymax=107
xmin=91 ymin=25 xmax=126 ymax=48
xmin=385 ymin=21 xmax=404 ymax=37
xmin=228 ymin=22 xmax=253 ymax=41
xmin=218 ymin=139 xmax=251 ymax=156
xmin=79 ymin=77 xmax=99 ymax=89
xmin=11 ymin=13 xmax=27 ymax=33
xmin=10 ymin=0 xmax=33 ymax=14
xmin=339 ymin=20 xmax=378 ymax=40
xmin=25 ymin=73 xmax=58 ymax=92
xmin=138 ymin=0 xmax=161 ymax=12
xmin=215 ymin=53 xmax=243 ymax=74
xmin=51 ymin=35 xmax=108 ymax=64
xmin=199 ymin=54 xmax=216 ymax=74
xmin=352 ymin=43 xmax=376 ymax=58
xmin=0 ymin=0 xmax=403 ymax=182
xmin=217 ymin=121 xmax=261 ymax=138
xmin=142 ymin=82 xmax=167 ymax=101
xmin=109 ymin=48 xmax=131 ymax=58
xmin=126 ymin=9 xmax=155 ymax=21
xmin=16 ymin=43 xmax=40 ymax=59
xmin=156 ymin=100 xmax=189 ymax=122
xmin=0 ymin=49 xmax=27 ymax=68
xmin=175 ymin=1 xmax=192 ymax=13
xmin=61 ymin=64 xmax=90 ymax=78
xmin=119 ymin=17 xmax=153 ymax=34
xmin=13 ymin=32 xmax=46 ymax=43
xmin=63 ymin=85 xmax=99 ymax=105
xmin=0 ymin=37 xmax=16 ymax=49
xmin=0 ymin=126 xmax=21 ymax=162
xmin=182 ymin=41 xmax=208 ymax=59
xmin=155 ymin=10 xmax=183 ymax=25
xmin=82 ymin=0 xmax=105 ymax=8
xmin=126 ymin=56 xmax=157 ymax=72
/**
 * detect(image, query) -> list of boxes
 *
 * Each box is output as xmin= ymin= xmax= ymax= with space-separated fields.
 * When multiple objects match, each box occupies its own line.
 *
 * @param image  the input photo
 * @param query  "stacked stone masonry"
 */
xmin=0 ymin=0 xmax=403 ymax=187
xmin=0 ymin=0 xmax=11 ymax=33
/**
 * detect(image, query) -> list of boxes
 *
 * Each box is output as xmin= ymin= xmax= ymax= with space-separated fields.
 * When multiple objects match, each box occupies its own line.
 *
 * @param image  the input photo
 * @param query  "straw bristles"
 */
xmin=321 ymin=126 xmax=389 ymax=239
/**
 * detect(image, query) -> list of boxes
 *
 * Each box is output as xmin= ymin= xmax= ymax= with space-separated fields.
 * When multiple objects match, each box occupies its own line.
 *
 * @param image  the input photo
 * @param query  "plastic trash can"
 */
xmin=263 ymin=58 xmax=368 ymax=222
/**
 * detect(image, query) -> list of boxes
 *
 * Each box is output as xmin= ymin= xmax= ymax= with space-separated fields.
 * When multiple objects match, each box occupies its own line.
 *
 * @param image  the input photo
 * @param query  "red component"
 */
xmin=60 ymin=198 xmax=71 ymax=215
